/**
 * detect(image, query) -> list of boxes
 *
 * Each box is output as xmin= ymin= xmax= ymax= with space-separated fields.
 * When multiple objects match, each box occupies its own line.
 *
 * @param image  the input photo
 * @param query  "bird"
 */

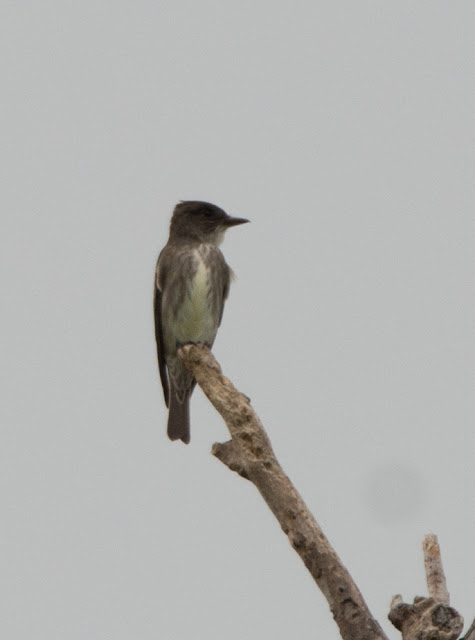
xmin=154 ymin=201 xmax=249 ymax=443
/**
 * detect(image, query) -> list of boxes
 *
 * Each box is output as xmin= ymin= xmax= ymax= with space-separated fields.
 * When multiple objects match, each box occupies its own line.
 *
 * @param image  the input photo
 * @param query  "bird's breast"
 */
xmin=190 ymin=254 xmax=209 ymax=307
xmin=174 ymin=248 xmax=217 ymax=345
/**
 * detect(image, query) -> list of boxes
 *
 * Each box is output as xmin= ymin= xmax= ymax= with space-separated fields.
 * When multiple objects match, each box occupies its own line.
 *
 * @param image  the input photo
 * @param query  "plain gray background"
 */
xmin=2 ymin=2 xmax=474 ymax=639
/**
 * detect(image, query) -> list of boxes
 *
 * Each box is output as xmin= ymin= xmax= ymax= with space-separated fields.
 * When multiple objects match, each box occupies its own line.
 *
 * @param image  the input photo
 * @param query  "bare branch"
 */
xmin=388 ymin=536 xmax=463 ymax=640
xmin=178 ymin=344 xmax=388 ymax=640
xmin=462 ymin=618 xmax=475 ymax=640
xmin=389 ymin=597 xmax=463 ymax=640
xmin=423 ymin=534 xmax=450 ymax=605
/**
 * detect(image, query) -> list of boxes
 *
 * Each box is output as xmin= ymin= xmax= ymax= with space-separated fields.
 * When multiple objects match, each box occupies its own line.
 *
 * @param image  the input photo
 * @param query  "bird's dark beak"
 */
xmin=223 ymin=216 xmax=250 ymax=227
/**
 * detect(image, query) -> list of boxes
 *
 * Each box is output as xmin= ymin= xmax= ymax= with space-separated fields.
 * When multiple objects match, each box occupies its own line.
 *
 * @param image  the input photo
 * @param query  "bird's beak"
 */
xmin=223 ymin=216 xmax=250 ymax=227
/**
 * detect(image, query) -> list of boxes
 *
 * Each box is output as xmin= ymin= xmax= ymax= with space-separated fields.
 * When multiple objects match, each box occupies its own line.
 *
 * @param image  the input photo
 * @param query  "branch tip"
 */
xmin=423 ymin=534 xmax=450 ymax=605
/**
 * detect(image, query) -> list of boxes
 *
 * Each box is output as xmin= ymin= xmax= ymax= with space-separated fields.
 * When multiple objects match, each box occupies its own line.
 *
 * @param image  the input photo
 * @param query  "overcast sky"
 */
xmin=2 ymin=2 xmax=474 ymax=639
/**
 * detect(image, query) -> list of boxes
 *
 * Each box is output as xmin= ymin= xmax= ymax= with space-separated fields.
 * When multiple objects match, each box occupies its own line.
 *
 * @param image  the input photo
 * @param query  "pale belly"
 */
xmin=173 ymin=255 xmax=218 ymax=345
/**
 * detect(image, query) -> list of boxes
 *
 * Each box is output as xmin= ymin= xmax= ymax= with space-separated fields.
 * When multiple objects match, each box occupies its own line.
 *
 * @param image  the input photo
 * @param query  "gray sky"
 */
xmin=2 ymin=2 xmax=474 ymax=639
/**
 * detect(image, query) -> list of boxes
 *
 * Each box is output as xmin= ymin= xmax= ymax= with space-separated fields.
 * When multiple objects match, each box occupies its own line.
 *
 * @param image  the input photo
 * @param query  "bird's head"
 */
xmin=170 ymin=201 xmax=249 ymax=245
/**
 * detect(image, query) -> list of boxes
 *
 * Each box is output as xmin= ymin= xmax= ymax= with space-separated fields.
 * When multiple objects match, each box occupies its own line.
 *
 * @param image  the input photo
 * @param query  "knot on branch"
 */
xmin=212 ymin=441 xmax=249 ymax=479
xmin=389 ymin=597 xmax=463 ymax=640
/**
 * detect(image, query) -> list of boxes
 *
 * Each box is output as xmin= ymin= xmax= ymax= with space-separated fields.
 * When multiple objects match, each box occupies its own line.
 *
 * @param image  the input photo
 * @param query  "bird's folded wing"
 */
xmin=154 ymin=278 xmax=170 ymax=408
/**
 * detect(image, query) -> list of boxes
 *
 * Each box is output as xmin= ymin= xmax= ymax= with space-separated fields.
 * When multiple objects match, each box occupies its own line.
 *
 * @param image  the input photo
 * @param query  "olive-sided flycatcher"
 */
xmin=154 ymin=201 xmax=249 ymax=444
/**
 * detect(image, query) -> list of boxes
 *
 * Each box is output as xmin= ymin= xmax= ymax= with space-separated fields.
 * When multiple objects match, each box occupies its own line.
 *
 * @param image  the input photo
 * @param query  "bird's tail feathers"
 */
xmin=167 ymin=392 xmax=190 ymax=444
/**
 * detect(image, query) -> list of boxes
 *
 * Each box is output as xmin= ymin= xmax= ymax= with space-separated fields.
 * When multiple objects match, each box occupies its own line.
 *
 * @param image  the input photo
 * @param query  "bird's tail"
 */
xmin=167 ymin=392 xmax=190 ymax=444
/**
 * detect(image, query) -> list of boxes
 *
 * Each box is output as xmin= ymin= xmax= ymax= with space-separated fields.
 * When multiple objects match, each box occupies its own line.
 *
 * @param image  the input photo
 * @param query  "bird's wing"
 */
xmin=217 ymin=256 xmax=232 ymax=327
xmin=154 ymin=258 xmax=170 ymax=407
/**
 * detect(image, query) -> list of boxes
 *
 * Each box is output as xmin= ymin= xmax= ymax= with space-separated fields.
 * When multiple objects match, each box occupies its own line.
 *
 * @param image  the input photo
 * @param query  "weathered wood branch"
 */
xmin=178 ymin=344 xmax=388 ymax=640
xmin=461 ymin=618 xmax=475 ymax=640
xmin=423 ymin=534 xmax=450 ymax=604
xmin=388 ymin=535 xmax=463 ymax=640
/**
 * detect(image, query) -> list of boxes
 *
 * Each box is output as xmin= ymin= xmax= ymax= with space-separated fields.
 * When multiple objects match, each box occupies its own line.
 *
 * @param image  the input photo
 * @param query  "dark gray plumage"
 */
xmin=154 ymin=201 xmax=249 ymax=443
